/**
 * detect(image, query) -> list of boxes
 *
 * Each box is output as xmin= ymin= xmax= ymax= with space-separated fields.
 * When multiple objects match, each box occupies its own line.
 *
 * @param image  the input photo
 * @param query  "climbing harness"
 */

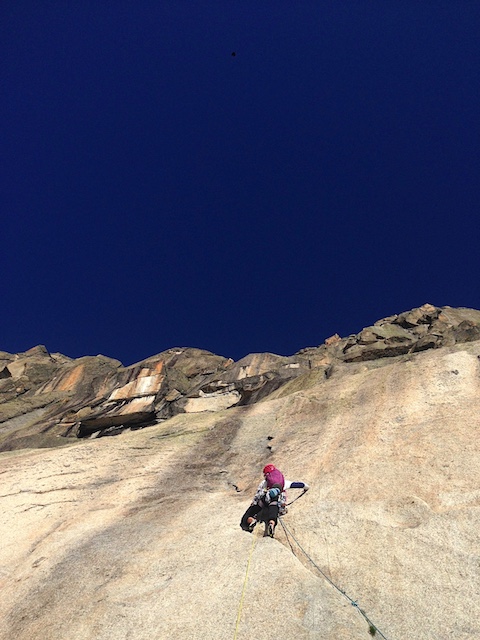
xmin=233 ymin=528 xmax=257 ymax=640
xmin=279 ymin=518 xmax=390 ymax=640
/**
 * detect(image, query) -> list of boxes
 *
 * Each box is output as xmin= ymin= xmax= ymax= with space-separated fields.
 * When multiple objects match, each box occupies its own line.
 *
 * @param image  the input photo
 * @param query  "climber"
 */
xmin=240 ymin=464 xmax=309 ymax=538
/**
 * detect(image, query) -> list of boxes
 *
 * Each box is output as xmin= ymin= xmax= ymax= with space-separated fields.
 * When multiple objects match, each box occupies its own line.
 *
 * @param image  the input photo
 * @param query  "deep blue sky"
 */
xmin=2 ymin=2 xmax=479 ymax=365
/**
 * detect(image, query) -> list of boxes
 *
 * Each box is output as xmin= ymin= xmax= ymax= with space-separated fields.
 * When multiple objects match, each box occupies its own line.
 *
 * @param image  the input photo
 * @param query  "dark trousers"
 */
xmin=240 ymin=502 xmax=279 ymax=530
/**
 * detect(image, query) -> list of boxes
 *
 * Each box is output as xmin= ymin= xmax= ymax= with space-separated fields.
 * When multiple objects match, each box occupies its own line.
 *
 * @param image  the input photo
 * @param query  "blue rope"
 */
xmin=278 ymin=517 xmax=391 ymax=640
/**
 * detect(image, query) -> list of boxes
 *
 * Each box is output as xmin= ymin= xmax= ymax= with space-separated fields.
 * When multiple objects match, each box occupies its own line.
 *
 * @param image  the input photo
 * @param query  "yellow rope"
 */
xmin=233 ymin=531 xmax=257 ymax=639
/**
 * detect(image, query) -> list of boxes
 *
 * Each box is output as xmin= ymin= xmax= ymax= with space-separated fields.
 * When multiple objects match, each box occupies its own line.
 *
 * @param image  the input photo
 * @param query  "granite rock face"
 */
xmin=1 ymin=304 xmax=480 ymax=451
xmin=0 ymin=322 xmax=479 ymax=639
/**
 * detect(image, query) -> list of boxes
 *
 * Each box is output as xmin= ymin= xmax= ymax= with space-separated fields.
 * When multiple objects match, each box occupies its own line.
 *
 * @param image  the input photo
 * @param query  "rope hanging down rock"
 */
xmin=278 ymin=518 xmax=391 ymax=640
xmin=233 ymin=527 xmax=257 ymax=640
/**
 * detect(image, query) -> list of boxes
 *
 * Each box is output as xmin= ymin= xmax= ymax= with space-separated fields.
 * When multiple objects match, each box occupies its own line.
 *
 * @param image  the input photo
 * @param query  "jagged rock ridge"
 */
xmin=1 ymin=304 xmax=480 ymax=451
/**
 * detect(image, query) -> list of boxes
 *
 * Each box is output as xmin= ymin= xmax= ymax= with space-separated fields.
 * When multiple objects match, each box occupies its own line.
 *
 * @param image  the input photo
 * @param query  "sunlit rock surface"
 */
xmin=0 ymin=305 xmax=479 ymax=638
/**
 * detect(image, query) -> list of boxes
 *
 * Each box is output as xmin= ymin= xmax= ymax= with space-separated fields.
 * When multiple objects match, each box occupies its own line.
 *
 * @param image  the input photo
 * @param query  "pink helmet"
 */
xmin=263 ymin=464 xmax=276 ymax=475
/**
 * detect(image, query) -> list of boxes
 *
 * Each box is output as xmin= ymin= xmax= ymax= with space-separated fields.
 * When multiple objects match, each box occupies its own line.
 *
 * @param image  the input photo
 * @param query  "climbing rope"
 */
xmin=233 ymin=528 xmax=257 ymax=640
xmin=285 ymin=488 xmax=308 ymax=507
xmin=279 ymin=518 xmax=391 ymax=640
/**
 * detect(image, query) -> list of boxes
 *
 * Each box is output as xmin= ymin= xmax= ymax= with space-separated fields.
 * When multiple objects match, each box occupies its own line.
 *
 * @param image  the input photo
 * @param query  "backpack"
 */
xmin=265 ymin=469 xmax=285 ymax=490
